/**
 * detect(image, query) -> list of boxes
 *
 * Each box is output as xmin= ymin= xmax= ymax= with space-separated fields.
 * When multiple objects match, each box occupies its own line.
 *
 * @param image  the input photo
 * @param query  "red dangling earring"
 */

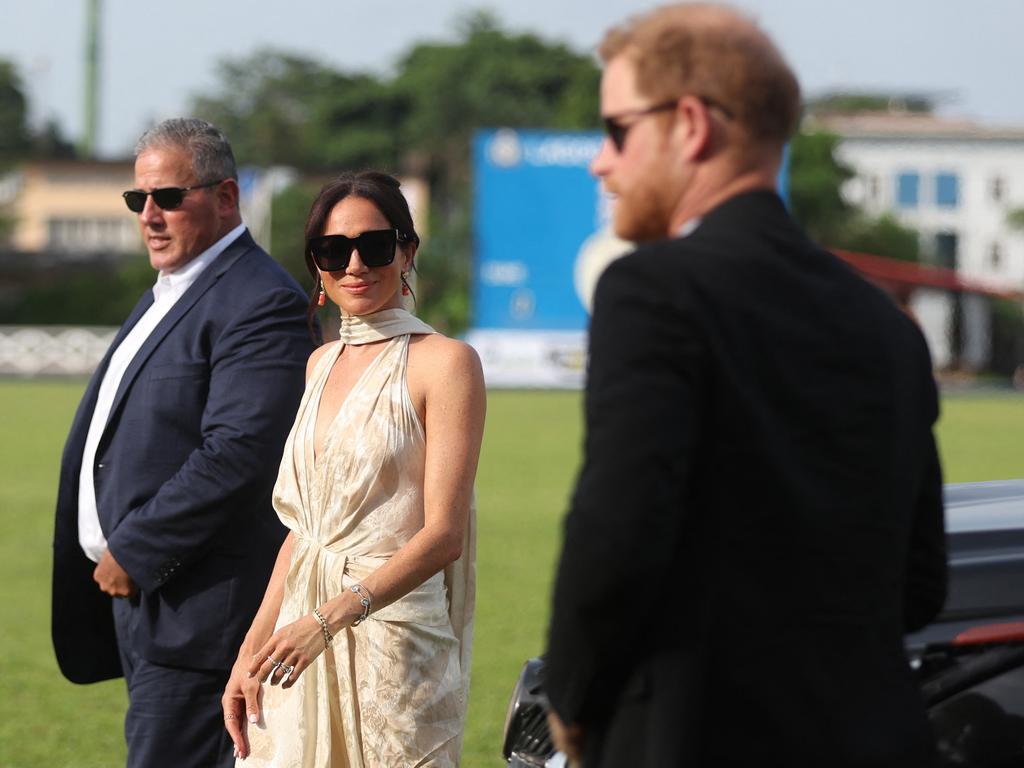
xmin=401 ymin=272 xmax=410 ymax=296
xmin=317 ymin=280 xmax=326 ymax=306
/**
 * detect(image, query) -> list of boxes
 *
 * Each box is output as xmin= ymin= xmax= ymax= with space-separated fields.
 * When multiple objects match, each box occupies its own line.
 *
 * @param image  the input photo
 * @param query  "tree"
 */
xmin=0 ymin=60 xmax=31 ymax=166
xmin=788 ymin=130 xmax=853 ymax=244
xmin=805 ymin=92 xmax=936 ymax=117
xmin=0 ymin=60 xmax=31 ymax=244
xmin=32 ymin=118 xmax=76 ymax=159
xmin=192 ymin=51 xmax=397 ymax=170
xmin=789 ymin=128 xmax=920 ymax=262
xmin=190 ymin=14 xmax=602 ymax=332
xmin=389 ymin=11 xmax=600 ymax=330
xmin=839 ymin=214 xmax=920 ymax=263
xmin=1006 ymin=208 xmax=1024 ymax=232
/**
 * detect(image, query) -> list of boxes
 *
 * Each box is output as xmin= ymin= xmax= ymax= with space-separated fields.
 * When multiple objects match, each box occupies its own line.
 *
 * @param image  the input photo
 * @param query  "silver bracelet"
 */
xmin=349 ymin=583 xmax=373 ymax=626
xmin=312 ymin=607 xmax=333 ymax=648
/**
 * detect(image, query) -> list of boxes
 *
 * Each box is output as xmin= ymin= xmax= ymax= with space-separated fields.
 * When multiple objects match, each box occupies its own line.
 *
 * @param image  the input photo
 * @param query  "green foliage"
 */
xmin=789 ymin=129 xmax=920 ymax=262
xmin=0 ymin=59 xmax=31 ymax=167
xmin=268 ymin=180 xmax=322 ymax=290
xmin=2 ymin=382 xmax=1022 ymax=765
xmin=807 ymin=92 xmax=935 ymax=115
xmin=1006 ymin=208 xmax=1024 ymax=231
xmin=190 ymin=14 xmax=601 ymax=334
xmin=0 ymin=256 xmax=154 ymax=324
xmin=414 ymin=201 xmax=474 ymax=333
xmin=193 ymin=50 xmax=408 ymax=172
xmin=990 ymin=298 xmax=1024 ymax=376
xmin=839 ymin=213 xmax=921 ymax=262
xmin=788 ymin=130 xmax=853 ymax=243
xmin=31 ymin=118 xmax=76 ymax=159
xmin=0 ymin=59 xmax=75 ymax=166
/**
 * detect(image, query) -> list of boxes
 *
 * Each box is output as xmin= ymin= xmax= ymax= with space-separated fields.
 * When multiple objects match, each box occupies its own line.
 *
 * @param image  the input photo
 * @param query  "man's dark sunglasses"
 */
xmin=306 ymin=229 xmax=415 ymax=272
xmin=602 ymin=96 xmax=733 ymax=152
xmin=122 ymin=180 xmax=224 ymax=213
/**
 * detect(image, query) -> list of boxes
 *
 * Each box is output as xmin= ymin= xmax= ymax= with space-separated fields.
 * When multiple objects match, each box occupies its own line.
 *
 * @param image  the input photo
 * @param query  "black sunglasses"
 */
xmin=603 ymin=101 xmax=678 ymax=153
xmin=306 ymin=229 xmax=415 ymax=272
xmin=602 ymin=96 xmax=733 ymax=152
xmin=122 ymin=180 xmax=224 ymax=213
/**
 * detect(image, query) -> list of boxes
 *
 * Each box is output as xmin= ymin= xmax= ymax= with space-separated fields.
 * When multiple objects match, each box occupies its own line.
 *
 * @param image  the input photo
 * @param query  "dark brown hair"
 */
xmin=303 ymin=171 xmax=421 ymax=340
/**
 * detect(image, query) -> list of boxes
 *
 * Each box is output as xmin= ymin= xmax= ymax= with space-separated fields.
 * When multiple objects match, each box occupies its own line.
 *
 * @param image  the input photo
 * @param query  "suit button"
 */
xmin=97 ymin=463 xmax=105 ymax=469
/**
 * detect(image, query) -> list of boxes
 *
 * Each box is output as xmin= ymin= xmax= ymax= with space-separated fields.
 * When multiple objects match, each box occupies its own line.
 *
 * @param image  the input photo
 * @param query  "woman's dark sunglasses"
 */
xmin=121 ymin=180 xmax=224 ymax=213
xmin=306 ymin=229 xmax=414 ymax=272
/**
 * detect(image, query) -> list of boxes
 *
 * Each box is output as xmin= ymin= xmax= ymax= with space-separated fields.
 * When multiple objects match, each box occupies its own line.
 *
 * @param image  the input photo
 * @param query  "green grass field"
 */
xmin=1 ymin=381 xmax=1021 ymax=766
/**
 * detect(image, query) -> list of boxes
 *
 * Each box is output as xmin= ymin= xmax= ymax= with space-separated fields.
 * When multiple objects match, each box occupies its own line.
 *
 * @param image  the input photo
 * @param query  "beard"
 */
xmin=610 ymin=175 xmax=676 ymax=243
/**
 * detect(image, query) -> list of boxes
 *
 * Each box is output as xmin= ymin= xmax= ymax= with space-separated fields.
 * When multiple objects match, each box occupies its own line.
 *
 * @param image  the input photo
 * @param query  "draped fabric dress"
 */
xmin=242 ymin=309 xmax=475 ymax=768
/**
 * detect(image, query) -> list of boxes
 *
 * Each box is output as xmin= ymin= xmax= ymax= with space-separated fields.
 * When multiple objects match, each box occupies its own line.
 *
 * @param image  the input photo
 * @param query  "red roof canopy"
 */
xmin=832 ymin=249 xmax=1022 ymax=301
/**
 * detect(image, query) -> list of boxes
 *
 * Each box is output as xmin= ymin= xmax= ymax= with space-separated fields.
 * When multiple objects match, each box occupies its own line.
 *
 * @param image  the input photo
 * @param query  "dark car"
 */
xmin=503 ymin=481 xmax=1024 ymax=768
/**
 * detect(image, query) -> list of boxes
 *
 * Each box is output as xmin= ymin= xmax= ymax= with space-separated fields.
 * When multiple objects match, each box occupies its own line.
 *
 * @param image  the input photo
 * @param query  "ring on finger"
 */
xmin=267 ymin=655 xmax=282 ymax=668
xmin=282 ymin=663 xmax=295 ymax=675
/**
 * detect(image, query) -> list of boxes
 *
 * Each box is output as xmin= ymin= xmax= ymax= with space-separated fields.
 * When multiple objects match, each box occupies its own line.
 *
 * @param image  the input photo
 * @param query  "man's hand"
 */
xmin=548 ymin=711 xmax=585 ymax=765
xmin=93 ymin=549 xmax=138 ymax=599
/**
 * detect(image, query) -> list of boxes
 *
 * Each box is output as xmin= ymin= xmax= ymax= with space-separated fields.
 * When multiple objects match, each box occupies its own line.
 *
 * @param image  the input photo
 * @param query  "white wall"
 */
xmin=835 ymin=137 xmax=1024 ymax=292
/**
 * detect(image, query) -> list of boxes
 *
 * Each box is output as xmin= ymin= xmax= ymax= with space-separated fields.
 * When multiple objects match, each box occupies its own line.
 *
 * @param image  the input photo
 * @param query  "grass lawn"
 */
xmin=0 ymin=381 xmax=1021 ymax=766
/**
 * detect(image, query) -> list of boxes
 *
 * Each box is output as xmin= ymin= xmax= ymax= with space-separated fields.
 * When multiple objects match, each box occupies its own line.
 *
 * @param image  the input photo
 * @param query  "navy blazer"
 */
xmin=545 ymin=191 xmax=947 ymax=767
xmin=52 ymin=230 xmax=313 ymax=684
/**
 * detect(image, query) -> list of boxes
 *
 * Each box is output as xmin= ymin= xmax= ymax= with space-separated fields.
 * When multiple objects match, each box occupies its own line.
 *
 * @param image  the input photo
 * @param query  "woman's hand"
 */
xmin=248 ymin=614 xmax=325 ymax=689
xmin=222 ymin=653 xmax=263 ymax=760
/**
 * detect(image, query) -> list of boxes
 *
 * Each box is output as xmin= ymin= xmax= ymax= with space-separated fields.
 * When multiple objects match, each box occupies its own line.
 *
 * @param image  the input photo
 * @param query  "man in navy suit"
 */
xmin=51 ymin=118 xmax=312 ymax=767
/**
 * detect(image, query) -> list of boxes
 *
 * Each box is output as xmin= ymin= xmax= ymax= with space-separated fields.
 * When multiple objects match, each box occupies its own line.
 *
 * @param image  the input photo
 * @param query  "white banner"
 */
xmin=465 ymin=329 xmax=587 ymax=389
xmin=0 ymin=326 xmax=116 ymax=376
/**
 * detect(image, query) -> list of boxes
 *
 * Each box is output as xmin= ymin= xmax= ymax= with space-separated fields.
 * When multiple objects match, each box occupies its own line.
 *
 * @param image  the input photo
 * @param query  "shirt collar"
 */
xmin=675 ymin=217 xmax=702 ymax=238
xmin=153 ymin=223 xmax=247 ymax=302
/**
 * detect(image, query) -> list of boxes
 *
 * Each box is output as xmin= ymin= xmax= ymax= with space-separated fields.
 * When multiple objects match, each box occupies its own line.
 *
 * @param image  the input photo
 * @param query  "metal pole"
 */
xmin=79 ymin=0 xmax=100 ymax=158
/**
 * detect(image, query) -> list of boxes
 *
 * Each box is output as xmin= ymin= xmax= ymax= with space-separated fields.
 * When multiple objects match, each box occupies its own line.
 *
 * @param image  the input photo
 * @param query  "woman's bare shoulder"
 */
xmin=305 ymin=341 xmax=341 ymax=381
xmin=408 ymin=333 xmax=483 ymax=384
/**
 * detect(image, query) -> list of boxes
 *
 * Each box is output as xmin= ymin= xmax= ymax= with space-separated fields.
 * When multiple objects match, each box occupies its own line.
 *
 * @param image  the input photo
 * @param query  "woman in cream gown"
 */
xmin=221 ymin=171 xmax=485 ymax=768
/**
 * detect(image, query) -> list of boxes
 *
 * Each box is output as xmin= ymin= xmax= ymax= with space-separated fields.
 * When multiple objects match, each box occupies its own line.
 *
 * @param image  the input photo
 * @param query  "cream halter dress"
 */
xmin=242 ymin=308 xmax=476 ymax=768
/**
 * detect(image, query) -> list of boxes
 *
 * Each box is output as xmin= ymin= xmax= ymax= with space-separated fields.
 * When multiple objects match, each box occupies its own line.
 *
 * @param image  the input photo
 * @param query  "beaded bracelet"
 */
xmin=350 ymin=583 xmax=373 ymax=626
xmin=312 ymin=607 xmax=333 ymax=648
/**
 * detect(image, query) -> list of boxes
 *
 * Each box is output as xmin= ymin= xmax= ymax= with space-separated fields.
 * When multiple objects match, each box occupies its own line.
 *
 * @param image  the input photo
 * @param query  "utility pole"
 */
xmin=79 ymin=0 xmax=100 ymax=158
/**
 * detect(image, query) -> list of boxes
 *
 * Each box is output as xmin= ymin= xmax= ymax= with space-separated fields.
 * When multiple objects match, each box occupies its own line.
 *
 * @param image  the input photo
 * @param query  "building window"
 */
xmin=896 ymin=172 xmax=919 ymax=208
xmin=935 ymin=172 xmax=960 ymax=208
xmin=869 ymin=175 xmax=880 ymax=202
xmin=990 ymin=242 xmax=1003 ymax=271
xmin=46 ymin=217 xmax=138 ymax=254
xmin=933 ymin=231 xmax=958 ymax=270
xmin=991 ymin=176 xmax=1005 ymax=202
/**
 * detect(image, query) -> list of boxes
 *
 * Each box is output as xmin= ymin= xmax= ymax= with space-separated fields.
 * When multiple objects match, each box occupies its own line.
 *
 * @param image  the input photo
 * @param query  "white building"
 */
xmin=815 ymin=113 xmax=1024 ymax=294
xmin=810 ymin=113 xmax=1024 ymax=372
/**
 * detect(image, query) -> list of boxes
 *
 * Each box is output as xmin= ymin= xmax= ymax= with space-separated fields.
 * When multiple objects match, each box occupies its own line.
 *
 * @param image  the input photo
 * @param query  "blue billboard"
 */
xmin=468 ymin=128 xmax=788 ymax=387
xmin=472 ymin=129 xmax=615 ymax=331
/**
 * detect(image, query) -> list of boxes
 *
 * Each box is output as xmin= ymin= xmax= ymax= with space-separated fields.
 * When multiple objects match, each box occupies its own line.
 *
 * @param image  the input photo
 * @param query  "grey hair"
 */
xmin=134 ymin=118 xmax=239 ymax=182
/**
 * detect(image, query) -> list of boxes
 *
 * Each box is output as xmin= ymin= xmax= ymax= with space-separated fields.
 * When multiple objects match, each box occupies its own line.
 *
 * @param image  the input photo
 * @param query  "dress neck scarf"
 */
xmin=337 ymin=308 xmax=435 ymax=346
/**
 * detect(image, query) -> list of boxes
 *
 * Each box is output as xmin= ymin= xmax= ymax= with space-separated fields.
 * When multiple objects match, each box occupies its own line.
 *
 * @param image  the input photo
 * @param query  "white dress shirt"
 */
xmin=77 ymin=223 xmax=247 ymax=563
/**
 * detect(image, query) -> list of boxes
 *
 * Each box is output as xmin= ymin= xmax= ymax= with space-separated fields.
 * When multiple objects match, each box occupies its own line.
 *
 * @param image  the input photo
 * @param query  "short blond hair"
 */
xmin=599 ymin=3 xmax=801 ymax=145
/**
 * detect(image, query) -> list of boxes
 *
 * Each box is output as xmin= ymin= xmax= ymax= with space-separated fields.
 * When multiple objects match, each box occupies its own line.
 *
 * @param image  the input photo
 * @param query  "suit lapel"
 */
xmin=105 ymin=231 xmax=255 ymax=427
xmin=65 ymin=290 xmax=155 ymax=451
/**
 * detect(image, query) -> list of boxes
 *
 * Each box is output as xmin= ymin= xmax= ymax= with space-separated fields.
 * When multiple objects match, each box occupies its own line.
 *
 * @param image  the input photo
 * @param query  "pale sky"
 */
xmin=3 ymin=0 xmax=1022 ymax=158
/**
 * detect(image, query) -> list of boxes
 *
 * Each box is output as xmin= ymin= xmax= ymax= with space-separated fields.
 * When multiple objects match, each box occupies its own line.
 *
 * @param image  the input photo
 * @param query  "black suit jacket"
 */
xmin=52 ymin=230 xmax=313 ymax=683
xmin=545 ymin=191 xmax=946 ymax=767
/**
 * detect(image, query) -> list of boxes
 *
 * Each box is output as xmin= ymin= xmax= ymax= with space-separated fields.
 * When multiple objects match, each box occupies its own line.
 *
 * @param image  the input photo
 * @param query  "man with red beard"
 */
xmin=545 ymin=5 xmax=947 ymax=767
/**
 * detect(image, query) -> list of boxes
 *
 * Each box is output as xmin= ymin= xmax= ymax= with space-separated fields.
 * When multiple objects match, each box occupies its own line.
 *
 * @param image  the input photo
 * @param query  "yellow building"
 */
xmin=7 ymin=160 xmax=140 ymax=256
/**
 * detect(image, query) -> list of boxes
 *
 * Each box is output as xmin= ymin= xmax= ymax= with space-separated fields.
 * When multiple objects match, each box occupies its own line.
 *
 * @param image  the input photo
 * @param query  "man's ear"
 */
xmin=217 ymin=178 xmax=241 ymax=215
xmin=675 ymin=95 xmax=715 ymax=161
